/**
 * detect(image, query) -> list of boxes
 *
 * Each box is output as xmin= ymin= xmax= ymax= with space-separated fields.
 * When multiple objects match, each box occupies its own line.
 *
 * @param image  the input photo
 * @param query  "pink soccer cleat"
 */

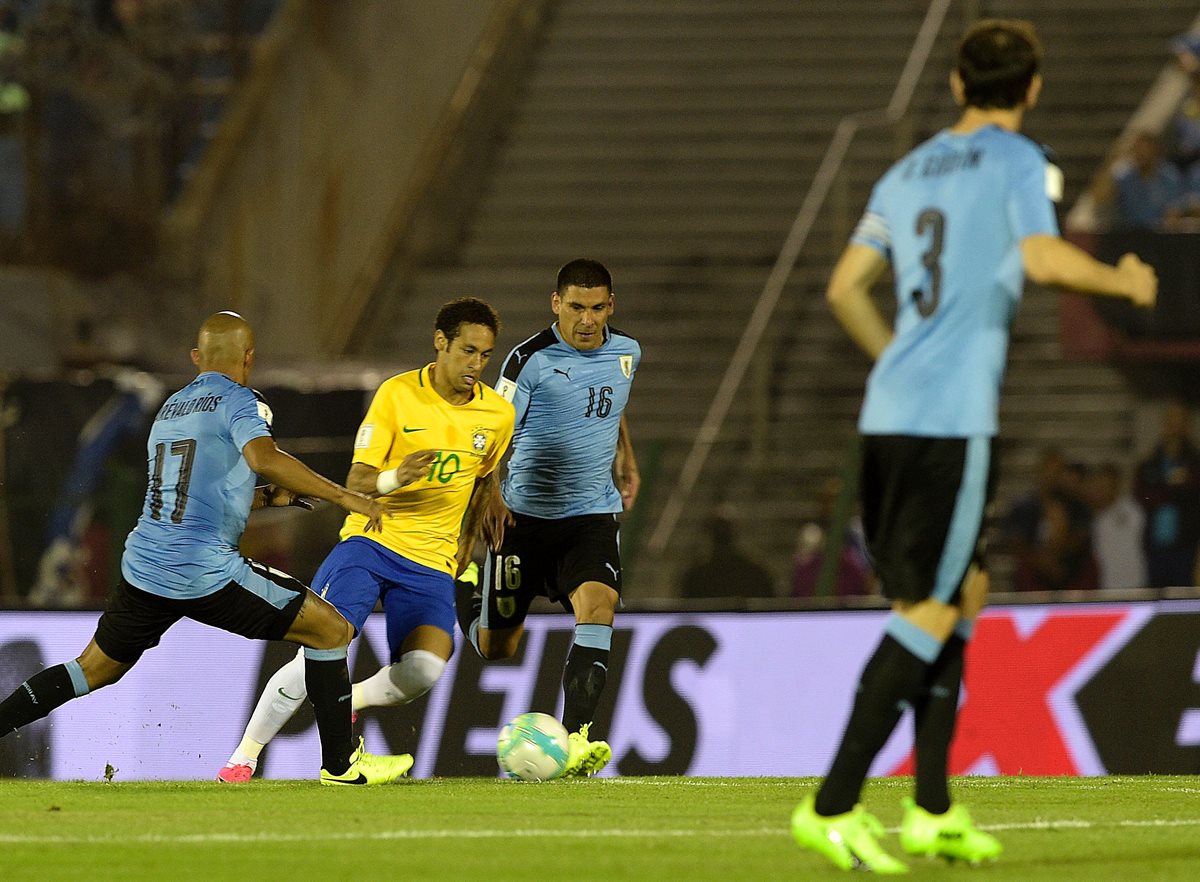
xmin=216 ymin=763 xmax=254 ymax=784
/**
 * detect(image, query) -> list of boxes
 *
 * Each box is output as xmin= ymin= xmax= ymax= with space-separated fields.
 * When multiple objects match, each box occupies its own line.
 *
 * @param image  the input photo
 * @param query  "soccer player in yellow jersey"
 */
xmin=218 ymin=298 xmax=514 ymax=782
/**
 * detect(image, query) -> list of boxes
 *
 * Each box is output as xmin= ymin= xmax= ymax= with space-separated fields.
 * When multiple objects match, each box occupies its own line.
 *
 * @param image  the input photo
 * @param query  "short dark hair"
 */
xmin=435 ymin=297 xmax=500 ymax=342
xmin=556 ymin=259 xmax=612 ymax=294
xmin=956 ymin=19 xmax=1042 ymax=110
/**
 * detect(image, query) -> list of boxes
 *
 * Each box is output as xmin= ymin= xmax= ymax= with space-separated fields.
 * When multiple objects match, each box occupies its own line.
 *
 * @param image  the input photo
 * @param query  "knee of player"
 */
xmin=392 ymin=650 xmax=446 ymax=698
xmin=478 ymin=631 xmax=519 ymax=661
xmin=312 ymin=615 xmax=354 ymax=651
xmin=78 ymin=659 xmax=127 ymax=691
xmin=335 ymin=616 xmax=355 ymax=648
xmin=571 ymin=582 xmax=619 ymax=621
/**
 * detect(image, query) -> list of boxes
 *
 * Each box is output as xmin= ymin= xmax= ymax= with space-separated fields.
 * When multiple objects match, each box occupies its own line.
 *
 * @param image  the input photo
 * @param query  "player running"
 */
xmin=0 ymin=312 xmax=413 ymax=785
xmin=456 ymin=258 xmax=640 ymax=778
xmin=790 ymin=19 xmax=1157 ymax=873
xmin=218 ymin=298 xmax=514 ymax=782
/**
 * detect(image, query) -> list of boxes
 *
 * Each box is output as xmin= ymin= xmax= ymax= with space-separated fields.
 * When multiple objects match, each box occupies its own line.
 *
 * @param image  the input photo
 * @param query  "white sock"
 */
xmin=229 ymin=650 xmax=307 ymax=763
xmin=352 ymin=650 xmax=446 ymax=711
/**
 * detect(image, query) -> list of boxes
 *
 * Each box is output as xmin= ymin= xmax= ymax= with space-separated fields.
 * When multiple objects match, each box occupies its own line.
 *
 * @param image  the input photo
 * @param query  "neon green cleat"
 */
xmin=459 ymin=560 xmax=480 ymax=588
xmin=319 ymin=737 xmax=413 ymax=786
xmin=899 ymin=799 xmax=1002 ymax=864
xmin=791 ymin=795 xmax=909 ymax=874
xmin=561 ymin=723 xmax=612 ymax=778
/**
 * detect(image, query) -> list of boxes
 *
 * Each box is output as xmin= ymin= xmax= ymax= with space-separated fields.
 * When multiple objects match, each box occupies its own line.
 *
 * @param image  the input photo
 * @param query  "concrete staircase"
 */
xmin=370 ymin=0 xmax=938 ymax=597
xmin=738 ymin=0 xmax=1198 ymax=592
xmin=370 ymin=0 xmax=1196 ymax=597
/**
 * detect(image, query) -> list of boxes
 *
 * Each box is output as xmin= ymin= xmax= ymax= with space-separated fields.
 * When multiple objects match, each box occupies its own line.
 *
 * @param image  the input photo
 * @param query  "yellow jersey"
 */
xmin=341 ymin=365 xmax=514 ymax=575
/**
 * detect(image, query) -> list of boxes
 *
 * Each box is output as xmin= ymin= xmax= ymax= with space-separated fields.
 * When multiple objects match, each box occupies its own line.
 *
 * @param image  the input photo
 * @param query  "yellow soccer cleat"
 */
xmin=560 ymin=723 xmax=612 ymax=778
xmin=899 ymin=799 xmax=1002 ymax=865
xmin=320 ymin=737 xmax=414 ymax=786
xmin=791 ymin=794 xmax=909 ymax=874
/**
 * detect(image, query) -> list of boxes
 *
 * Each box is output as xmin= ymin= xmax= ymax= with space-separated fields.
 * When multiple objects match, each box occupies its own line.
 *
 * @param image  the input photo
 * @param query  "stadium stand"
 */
xmin=364 ymin=0 xmax=1198 ymax=596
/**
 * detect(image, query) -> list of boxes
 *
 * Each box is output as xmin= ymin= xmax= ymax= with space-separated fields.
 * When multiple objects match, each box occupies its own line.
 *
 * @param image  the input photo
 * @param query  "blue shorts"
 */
xmin=311 ymin=536 xmax=455 ymax=662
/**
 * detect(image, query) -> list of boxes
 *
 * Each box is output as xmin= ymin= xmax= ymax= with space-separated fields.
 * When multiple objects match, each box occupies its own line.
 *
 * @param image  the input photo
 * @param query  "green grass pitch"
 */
xmin=1 ymin=776 xmax=1198 ymax=880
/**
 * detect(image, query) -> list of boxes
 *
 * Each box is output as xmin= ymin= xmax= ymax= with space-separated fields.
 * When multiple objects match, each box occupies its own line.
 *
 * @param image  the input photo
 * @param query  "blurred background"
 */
xmin=3 ymin=0 xmax=1200 ymax=614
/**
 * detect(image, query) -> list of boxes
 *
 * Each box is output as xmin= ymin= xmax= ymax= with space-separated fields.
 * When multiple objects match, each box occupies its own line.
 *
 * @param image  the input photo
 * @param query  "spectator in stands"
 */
xmin=1087 ymin=462 xmax=1148 ymax=590
xmin=678 ymin=514 xmax=774 ymax=600
xmin=1004 ymin=447 xmax=1097 ymax=592
xmin=1163 ymin=77 xmax=1200 ymax=172
xmin=1170 ymin=30 xmax=1200 ymax=77
xmin=1105 ymin=132 xmax=1187 ymax=230
xmin=791 ymin=476 xmax=871 ymax=598
xmin=96 ymin=0 xmax=197 ymax=200
xmin=1011 ymin=489 xmax=1099 ymax=592
xmin=1004 ymin=445 xmax=1064 ymax=547
xmin=1135 ymin=400 xmax=1200 ymax=588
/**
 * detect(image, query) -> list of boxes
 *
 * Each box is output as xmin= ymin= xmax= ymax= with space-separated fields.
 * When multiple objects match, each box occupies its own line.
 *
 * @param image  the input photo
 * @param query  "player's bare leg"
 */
xmin=475 ymin=623 xmax=525 ymax=660
xmin=76 ymin=640 xmax=136 ymax=690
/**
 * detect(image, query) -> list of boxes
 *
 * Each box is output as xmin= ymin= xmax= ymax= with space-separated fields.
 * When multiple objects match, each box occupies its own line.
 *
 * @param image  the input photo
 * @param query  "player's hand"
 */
xmin=261 ymin=484 xmax=314 ymax=509
xmin=617 ymin=466 xmax=640 ymax=511
xmin=482 ymin=494 xmax=514 ymax=551
xmin=342 ymin=490 xmax=384 ymax=532
xmin=395 ymin=450 xmax=439 ymax=487
xmin=1118 ymin=253 xmax=1157 ymax=308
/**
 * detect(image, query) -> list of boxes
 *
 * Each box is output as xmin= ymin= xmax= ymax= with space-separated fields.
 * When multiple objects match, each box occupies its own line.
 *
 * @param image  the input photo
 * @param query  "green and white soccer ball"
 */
xmin=496 ymin=712 xmax=570 ymax=781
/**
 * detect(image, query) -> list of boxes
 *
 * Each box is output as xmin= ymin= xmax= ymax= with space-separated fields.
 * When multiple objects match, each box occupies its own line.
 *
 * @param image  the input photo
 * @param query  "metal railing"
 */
xmin=645 ymin=0 xmax=955 ymax=559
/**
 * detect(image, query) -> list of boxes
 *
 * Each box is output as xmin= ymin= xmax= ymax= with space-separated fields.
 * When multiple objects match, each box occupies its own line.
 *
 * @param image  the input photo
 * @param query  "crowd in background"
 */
xmin=0 ymin=0 xmax=277 ymax=273
xmin=1006 ymin=401 xmax=1200 ymax=593
xmin=675 ymin=399 xmax=1200 ymax=603
xmin=1094 ymin=31 xmax=1200 ymax=230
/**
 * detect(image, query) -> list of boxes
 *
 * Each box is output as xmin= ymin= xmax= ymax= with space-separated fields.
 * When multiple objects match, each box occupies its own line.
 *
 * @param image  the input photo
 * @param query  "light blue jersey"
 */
xmin=495 ymin=324 xmax=640 ymax=518
xmin=852 ymin=125 xmax=1060 ymax=437
xmin=121 ymin=372 xmax=273 ymax=598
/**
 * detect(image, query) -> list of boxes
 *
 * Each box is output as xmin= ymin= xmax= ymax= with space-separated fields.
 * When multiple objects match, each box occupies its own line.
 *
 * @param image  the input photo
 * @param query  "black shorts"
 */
xmin=94 ymin=562 xmax=308 ymax=663
xmin=480 ymin=512 xmax=622 ymax=631
xmin=860 ymin=434 xmax=994 ymax=605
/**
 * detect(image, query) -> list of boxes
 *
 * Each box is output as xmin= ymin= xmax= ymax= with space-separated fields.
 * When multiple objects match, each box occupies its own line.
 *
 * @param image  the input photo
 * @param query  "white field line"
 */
xmin=1 ymin=817 xmax=1199 ymax=846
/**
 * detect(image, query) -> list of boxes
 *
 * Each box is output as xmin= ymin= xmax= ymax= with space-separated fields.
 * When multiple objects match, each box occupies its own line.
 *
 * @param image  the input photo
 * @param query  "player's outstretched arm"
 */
xmin=614 ymin=414 xmax=640 ymax=511
xmin=243 ymin=437 xmax=382 ymax=531
xmin=480 ymin=473 xmax=513 ymax=551
xmin=1021 ymin=235 xmax=1158 ymax=307
xmin=826 ymin=243 xmax=893 ymax=360
xmin=346 ymin=451 xmax=439 ymax=497
xmin=456 ymin=474 xmax=495 ymax=574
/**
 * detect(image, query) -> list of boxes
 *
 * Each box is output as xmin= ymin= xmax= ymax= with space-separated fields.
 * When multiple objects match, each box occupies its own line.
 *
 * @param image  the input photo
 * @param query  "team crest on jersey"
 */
xmin=473 ymin=432 xmax=487 ymax=452
xmin=619 ymin=355 xmax=633 ymax=379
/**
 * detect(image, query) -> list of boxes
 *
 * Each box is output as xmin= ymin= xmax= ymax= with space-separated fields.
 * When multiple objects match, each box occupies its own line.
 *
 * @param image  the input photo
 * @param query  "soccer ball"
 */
xmin=496 ymin=712 xmax=570 ymax=781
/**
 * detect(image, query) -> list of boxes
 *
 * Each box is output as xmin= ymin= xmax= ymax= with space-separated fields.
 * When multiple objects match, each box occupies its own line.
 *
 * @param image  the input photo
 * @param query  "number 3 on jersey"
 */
xmin=914 ymin=208 xmax=945 ymax=317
